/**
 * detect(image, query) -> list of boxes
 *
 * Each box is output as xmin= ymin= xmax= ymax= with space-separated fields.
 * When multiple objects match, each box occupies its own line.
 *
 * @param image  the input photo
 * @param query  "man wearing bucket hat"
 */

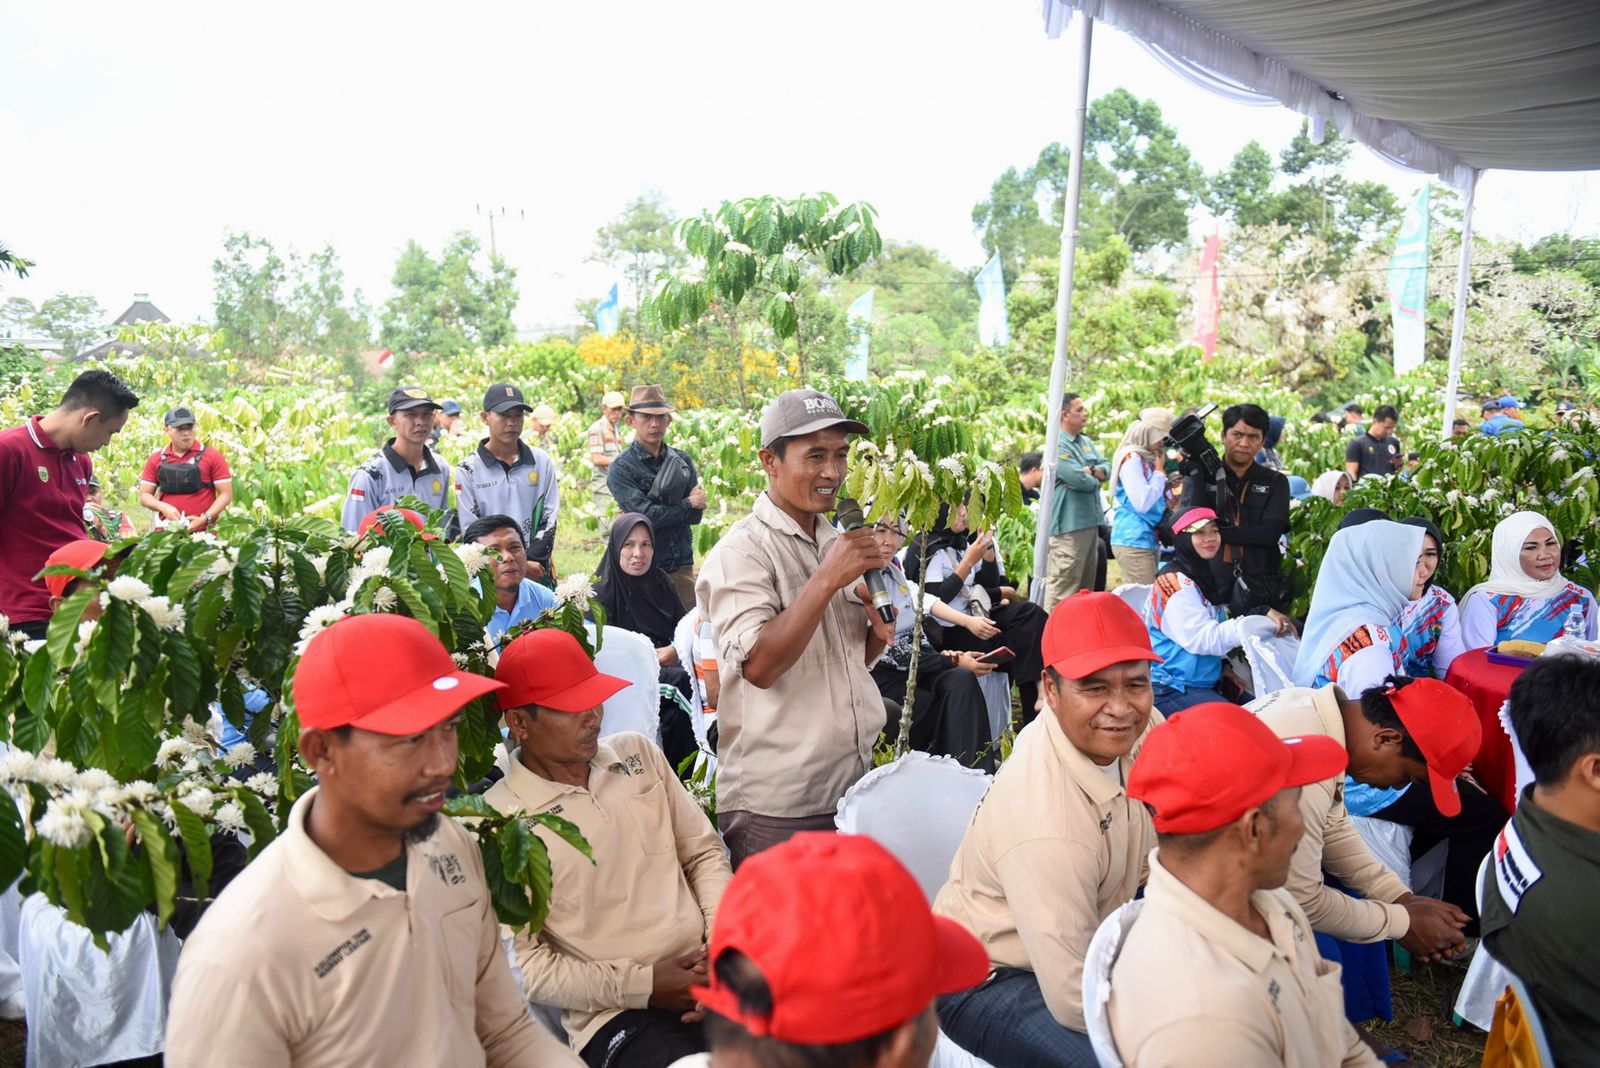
xmin=1106 ymin=703 xmax=1381 ymax=1066
xmin=587 ymin=390 xmax=628 ymax=515
xmin=1247 ymin=676 xmax=1476 ymax=959
xmin=608 ymin=385 xmax=705 ymax=610
xmin=486 ymin=629 xmax=732 ymax=1068
xmin=934 ymin=591 xmax=1162 ymax=1067
xmin=687 ymin=832 xmax=988 ymax=1068
xmin=456 ymin=383 xmax=561 ymax=585
xmin=166 ymin=615 xmax=580 ymax=1068
xmin=342 ymin=386 xmax=451 ymax=534
xmin=696 ymin=388 xmax=891 ymax=868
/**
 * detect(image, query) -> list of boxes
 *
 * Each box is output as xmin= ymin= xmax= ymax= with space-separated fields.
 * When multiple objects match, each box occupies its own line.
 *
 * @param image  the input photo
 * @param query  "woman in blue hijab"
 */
xmin=1293 ymin=520 xmax=1428 ymax=698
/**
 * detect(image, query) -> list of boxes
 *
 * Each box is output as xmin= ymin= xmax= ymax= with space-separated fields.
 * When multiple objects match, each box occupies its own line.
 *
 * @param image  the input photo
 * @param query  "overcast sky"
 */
xmin=4 ymin=0 xmax=1597 ymax=336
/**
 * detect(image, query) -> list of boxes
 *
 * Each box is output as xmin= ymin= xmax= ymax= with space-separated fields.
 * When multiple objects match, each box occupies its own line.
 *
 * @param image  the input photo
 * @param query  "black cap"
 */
xmin=483 ymin=383 xmax=532 ymax=415
xmin=440 ymin=400 xmax=463 ymax=416
xmin=164 ymin=406 xmax=196 ymax=427
xmin=387 ymin=386 xmax=440 ymax=414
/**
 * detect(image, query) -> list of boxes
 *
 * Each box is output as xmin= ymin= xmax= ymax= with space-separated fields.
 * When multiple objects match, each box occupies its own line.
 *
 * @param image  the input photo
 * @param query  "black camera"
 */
xmin=1165 ymin=402 xmax=1224 ymax=483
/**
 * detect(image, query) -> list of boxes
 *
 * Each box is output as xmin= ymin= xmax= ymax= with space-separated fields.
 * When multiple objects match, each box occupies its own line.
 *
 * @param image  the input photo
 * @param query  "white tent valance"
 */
xmin=1041 ymin=0 xmax=1600 ymax=188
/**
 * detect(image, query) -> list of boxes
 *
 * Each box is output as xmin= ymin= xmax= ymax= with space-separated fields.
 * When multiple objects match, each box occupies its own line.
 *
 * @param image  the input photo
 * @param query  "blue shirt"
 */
xmin=218 ymin=687 xmax=273 ymax=752
xmin=1109 ymin=459 xmax=1166 ymax=550
xmin=487 ymin=578 xmax=558 ymax=649
xmin=1479 ymin=414 xmax=1522 ymax=437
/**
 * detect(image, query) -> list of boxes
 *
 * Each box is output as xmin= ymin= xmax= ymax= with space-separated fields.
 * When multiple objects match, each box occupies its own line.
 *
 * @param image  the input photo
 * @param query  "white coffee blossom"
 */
xmin=203 ymin=554 xmax=235 ymax=581
xmin=930 ymin=375 xmax=954 ymax=389
xmin=182 ymin=717 xmax=211 ymax=744
xmin=179 ymin=787 xmax=216 ymax=816
xmin=359 ymin=546 xmax=394 ymax=575
xmin=121 ymin=781 xmax=160 ymax=805
xmin=309 ymin=554 xmax=329 ymax=579
xmin=157 ymin=738 xmax=196 ymax=768
xmin=75 ymin=768 xmax=117 ymax=793
xmin=0 ymin=613 xmax=8 ymax=636
xmin=245 ymin=772 xmax=278 ymax=800
xmin=137 ymin=595 xmax=186 ymax=632
xmin=295 ymin=603 xmax=348 ymax=655
xmin=453 ymin=543 xmax=491 ymax=577
xmin=371 ymin=585 xmax=399 ymax=611
xmin=0 ymin=751 xmax=36 ymax=782
xmin=936 ymin=456 xmax=966 ymax=479
xmin=213 ymin=801 xmax=247 ymax=833
xmin=33 ymin=758 xmax=80 ymax=788
xmin=452 ymin=652 xmax=471 ymax=668
xmin=222 ymin=743 xmax=257 ymax=769
xmin=721 ymin=240 xmax=753 ymax=255
xmin=189 ymin=530 xmax=222 ymax=548
xmin=20 ymin=639 xmax=44 ymax=655
xmin=36 ymin=798 xmax=91 ymax=848
xmin=74 ymin=620 xmax=98 ymax=657
xmin=105 ymin=576 xmax=153 ymax=603
xmin=554 ymin=573 xmax=595 ymax=605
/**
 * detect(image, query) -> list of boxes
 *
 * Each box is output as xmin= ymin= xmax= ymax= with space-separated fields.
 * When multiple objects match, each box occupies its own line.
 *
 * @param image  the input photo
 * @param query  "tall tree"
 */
xmin=591 ymin=192 xmax=683 ymax=336
xmin=212 ymin=231 xmax=371 ymax=359
xmin=972 ymin=166 xmax=1056 ymax=286
xmin=32 ymin=293 xmax=105 ymax=357
xmin=1206 ymin=141 xmax=1276 ymax=226
xmin=380 ymin=232 xmax=519 ymax=358
xmin=0 ymin=297 xmax=36 ymax=336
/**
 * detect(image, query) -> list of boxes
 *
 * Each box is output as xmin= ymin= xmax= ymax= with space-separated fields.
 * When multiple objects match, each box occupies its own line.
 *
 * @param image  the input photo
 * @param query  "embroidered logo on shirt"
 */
xmin=1250 ymin=483 xmax=1269 ymax=494
xmin=313 ymin=927 xmax=373 ymax=979
xmin=36 ymin=467 xmax=48 ymax=484
xmin=1267 ymin=978 xmax=1281 ymax=1011
xmin=547 ymin=803 xmax=564 ymax=815
xmin=527 ymin=470 xmax=539 ymax=485
xmin=431 ymin=479 xmax=443 ymax=495
xmin=1493 ymin=822 xmax=1543 ymax=913
xmin=625 ymin=753 xmax=644 ymax=776
xmin=427 ymin=853 xmax=467 ymax=887
xmin=1098 ymin=812 xmax=1114 ymax=832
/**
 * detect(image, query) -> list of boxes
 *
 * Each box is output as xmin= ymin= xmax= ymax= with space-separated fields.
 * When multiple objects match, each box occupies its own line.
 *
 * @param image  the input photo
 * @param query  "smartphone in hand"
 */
xmin=975 ymin=646 xmax=1016 ymax=667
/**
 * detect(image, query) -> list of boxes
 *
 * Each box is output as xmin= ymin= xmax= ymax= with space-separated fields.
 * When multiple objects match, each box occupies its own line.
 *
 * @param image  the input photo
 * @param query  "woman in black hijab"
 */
xmin=592 ymin=513 xmax=697 ymax=771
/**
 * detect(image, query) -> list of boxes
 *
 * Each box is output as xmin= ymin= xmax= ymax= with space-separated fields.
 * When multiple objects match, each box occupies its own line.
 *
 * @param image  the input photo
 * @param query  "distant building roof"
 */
xmin=112 ymin=293 xmax=169 ymax=327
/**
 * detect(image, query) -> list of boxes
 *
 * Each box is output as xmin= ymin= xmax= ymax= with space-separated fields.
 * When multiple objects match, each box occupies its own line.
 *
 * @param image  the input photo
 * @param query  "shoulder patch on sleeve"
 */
xmin=1337 ymin=628 xmax=1375 ymax=659
xmin=1493 ymin=821 xmax=1543 ymax=913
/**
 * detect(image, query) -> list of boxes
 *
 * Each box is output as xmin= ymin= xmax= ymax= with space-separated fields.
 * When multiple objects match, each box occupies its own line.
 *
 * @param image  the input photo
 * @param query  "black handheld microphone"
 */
xmin=835 ymin=497 xmax=895 ymax=624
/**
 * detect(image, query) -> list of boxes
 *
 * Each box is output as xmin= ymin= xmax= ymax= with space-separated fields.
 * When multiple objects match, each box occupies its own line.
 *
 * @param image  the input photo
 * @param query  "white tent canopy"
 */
xmin=1029 ymin=0 xmax=1600 ymax=601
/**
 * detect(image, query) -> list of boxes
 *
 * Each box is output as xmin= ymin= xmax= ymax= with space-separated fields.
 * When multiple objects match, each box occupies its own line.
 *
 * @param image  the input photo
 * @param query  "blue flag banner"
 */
xmin=975 ymin=253 xmax=1010 ymax=347
xmin=595 ymin=283 xmax=620 ymax=337
xmin=1388 ymin=185 xmax=1430 ymax=374
xmin=845 ymin=288 xmax=873 ymax=381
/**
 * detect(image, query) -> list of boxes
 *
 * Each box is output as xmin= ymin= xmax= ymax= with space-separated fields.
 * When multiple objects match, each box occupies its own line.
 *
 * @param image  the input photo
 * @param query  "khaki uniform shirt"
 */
xmin=165 ymin=788 xmax=579 ymax=1068
xmin=933 ymin=711 xmax=1156 ymax=1031
xmin=1108 ymin=852 xmax=1381 ymax=1067
xmin=483 ymin=733 xmax=731 ymax=1055
xmin=696 ymin=491 xmax=884 ymax=818
xmin=585 ymin=417 xmax=621 ymax=492
xmin=1247 ymin=686 xmax=1411 ymax=941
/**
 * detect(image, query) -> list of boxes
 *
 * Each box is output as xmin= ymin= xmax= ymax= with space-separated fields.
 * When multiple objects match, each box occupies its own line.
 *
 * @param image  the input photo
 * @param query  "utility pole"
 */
xmin=475 ymin=204 xmax=525 ymax=258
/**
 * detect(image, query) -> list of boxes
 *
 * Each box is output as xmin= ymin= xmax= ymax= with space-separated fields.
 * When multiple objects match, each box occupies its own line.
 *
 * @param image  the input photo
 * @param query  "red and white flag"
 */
xmin=1193 ymin=234 xmax=1220 ymax=362
xmin=377 ymin=348 xmax=394 ymax=370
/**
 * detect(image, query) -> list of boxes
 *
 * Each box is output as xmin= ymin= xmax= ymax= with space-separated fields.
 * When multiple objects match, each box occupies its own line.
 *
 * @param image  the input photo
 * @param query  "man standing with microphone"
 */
xmin=697 ymin=388 xmax=895 ymax=867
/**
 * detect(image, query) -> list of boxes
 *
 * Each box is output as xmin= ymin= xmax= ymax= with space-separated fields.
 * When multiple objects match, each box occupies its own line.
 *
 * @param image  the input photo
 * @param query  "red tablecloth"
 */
xmin=1444 ymin=648 xmax=1525 ymax=813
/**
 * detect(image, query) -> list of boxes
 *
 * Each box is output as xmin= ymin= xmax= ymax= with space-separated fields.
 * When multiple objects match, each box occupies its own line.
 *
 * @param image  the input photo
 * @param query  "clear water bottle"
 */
xmin=1561 ymin=608 xmax=1585 ymax=643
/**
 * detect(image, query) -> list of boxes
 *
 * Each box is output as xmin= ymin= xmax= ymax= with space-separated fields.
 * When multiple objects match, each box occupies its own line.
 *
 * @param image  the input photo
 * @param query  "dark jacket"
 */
xmin=1180 ymin=462 xmax=1290 ymax=612
xmin=606 ymin=439 xmax=703 ymax=573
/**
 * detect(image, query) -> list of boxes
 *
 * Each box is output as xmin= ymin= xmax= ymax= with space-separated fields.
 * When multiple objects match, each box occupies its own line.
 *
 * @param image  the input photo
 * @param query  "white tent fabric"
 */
xmin=1041 ymin=0 xmax=1600 ymax=186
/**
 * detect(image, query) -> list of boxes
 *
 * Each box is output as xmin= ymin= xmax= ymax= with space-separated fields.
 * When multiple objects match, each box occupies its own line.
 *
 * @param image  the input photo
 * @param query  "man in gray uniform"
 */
xmin=454 ymin=383 xmax=560 ymax=584
xmin=342 ymin=386 xmax=451 ymax=533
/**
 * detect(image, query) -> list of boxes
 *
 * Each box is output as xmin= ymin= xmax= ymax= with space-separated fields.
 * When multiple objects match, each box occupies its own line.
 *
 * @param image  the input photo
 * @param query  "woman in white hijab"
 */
xmin=1459 ymin=511 xmax=1598 ymax=649
xmin=1293 ymin=520 xmax=1430 ymax=697
xmin=1311 ymin=470 xmax=1351 ymax=504
xmin=1108 ymin=407 xmax=1174 ymax=586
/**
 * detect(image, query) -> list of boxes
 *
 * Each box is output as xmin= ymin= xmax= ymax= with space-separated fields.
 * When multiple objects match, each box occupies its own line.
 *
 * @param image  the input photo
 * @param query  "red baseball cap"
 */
xmin=356 ymin=506 xmax=437 ymax=541
xmin=1128 ymin=702 xmax=1348 ymax=834
xmin=1041 ymin=591 xmax=1162 ymax=680
xmin=694 ymin=832 xmax=988 ymax=1044
xmin=294 ymin=614 xmax=503 ymax=734
xmin=41 ymin=540 xmax=109 ymax=600
xmin=1170 ymin=507 xmax=1219 ymax=534
xmin=1384 ymin=678 xmax=1481 ymax=817
xmin=495 ymin=629 xmax=630 ymax=713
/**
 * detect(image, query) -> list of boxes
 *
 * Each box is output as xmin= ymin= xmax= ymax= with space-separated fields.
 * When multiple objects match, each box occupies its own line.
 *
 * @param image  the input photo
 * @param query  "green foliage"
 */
xmin=590 ymin=191 xmax=684 ymax=338
xmin=381 ymin=232 xmax=518 ymax=358
xmin=0 ymin=241 xmax=30 ymax=279
xmin=0 ymin=344 xmax=45 ymax=393
xmin=30 ymin=293 xmax=105 ymax=358
xmin=444 ymin=793 xmax=592 ymax=935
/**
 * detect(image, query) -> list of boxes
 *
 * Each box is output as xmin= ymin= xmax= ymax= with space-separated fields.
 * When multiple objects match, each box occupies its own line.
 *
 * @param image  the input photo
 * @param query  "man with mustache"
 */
xmin=486 ymin=629 xmax=732 ymax=1068
xmin=166 ymin=614 xmax=580 ymax=1068
xmin=934 ymin=592 xmax=1161 ymax=1068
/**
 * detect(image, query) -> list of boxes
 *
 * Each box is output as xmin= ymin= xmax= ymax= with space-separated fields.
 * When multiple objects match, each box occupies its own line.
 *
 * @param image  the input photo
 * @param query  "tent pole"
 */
xmin=1440 ymin=169 xmax=1479 ymax=439
xmin=1031 ymin=11 xmax=1094 ymax=605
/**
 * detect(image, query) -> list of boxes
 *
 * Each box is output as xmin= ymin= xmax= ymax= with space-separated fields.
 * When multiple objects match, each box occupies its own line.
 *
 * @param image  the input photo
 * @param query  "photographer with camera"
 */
xmin=1174 ymin=403 xmax=1292 ymax=617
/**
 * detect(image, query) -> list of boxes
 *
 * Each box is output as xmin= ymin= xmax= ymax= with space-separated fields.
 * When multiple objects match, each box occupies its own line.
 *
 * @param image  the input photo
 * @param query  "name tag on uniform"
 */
xmin=1250 ymin=483 xmax=1270 ymax=494
xmin=1494 ymin=822 xmax=1542 ymax=913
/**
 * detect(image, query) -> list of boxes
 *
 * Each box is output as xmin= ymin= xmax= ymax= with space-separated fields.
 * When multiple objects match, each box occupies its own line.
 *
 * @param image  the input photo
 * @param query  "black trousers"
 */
xmin=580 ymin=1008 xmax=706 ymax=1068
xmin=941 ymin=600 xmax=1048 ymax=728
xmin=873 ymin=652 xmax=995 ymax=772
xmin=1371 ymin=775 xmax=1508 ymax=933
xmin=658 ymin=666 xmax=698 ymax=777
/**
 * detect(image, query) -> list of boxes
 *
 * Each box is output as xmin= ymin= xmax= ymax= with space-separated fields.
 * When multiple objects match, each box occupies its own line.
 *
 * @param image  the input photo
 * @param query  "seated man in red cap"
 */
xmin=38 ymin=538 xmax=113 ymax=620
xmin=1247 ymin=677 xmax=1476 ymax=960
xmin=1108 ymin=702 xmax=1381 ymax=1066
xmin=486 ymin=629 xmax=732 ymax=1068
xmin=166 ymin=614 xmax=580 ymax=1068
xmin=687 ymin=832 xmax=988 ymax=1068
xmin=933 ymin=591 xmax=1162 ymax=1067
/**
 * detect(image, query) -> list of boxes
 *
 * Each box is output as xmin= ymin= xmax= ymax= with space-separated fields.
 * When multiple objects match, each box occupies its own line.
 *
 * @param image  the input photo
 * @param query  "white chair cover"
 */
xmin=1349 ymin=815 xmax=1414 ymax=887
xmin=584 ymin=623 xmax=662 ymax=743
xmin=1499 ymin=699 xmax=1535 ymax=805
xmin=1454 ymin=853 xmax=1514 ymax=1032
xmin=0 ymin=881 xmax=22 ymax=1020
xmin=1110 ymin=583 xmax=1149 ymax=617
xmin=20 ymin=893 xmax=182 ymax=1066
xmin=1083 ymin=898 xmax=1147 ymax=1068
xmin=833 ymin=752 xmax=992 ymax=902
xmin=1242 ymin=633 xmax=1300 ymax=697
xmin=671 ymin=611 xmax=717 ymax=760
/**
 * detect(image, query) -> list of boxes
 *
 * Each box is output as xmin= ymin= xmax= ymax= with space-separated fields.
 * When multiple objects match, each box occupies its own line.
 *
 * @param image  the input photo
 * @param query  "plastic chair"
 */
xmin=1110 ymin=583 xmax=1149 ymax=618
xmin=834 ymin=752 xmax=993 ymax=902
xmin=584 ymin=623 xmax=662 ymax=743
xmin=1082 ymin=898 xmax=1146 ymax=1068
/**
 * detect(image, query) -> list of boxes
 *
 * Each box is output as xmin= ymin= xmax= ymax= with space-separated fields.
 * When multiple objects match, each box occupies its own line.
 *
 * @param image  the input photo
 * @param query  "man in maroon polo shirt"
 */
xmin=0 ymin=369 xmax=139 ymax=639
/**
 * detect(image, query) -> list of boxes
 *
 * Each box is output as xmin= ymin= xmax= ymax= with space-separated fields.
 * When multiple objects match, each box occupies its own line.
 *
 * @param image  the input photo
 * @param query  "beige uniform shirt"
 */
xmin=933 ymin=711 xmax=1156 ymax=1031
xmin=483 ymin=733 xmax=732 ymax=1054
xmin=1248 ymin=686 xmax=1412 ymax=941
xmin=165 ymin=788 xmax=580 ymax=1068
xmin=586 ymin=417 xmax=621 ymax=491
xmin=696 ymin=490 xmax=884 ymax=818
xmin=1108 ymin=852 xmax=1382 ymax=1068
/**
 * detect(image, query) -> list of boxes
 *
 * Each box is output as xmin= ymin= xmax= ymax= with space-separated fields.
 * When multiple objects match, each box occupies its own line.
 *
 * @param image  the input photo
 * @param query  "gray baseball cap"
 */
xmin=759 ymin=388 xmax=868 ymax=448
xmin=164 ymin=406 xmax=196 ymax=427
